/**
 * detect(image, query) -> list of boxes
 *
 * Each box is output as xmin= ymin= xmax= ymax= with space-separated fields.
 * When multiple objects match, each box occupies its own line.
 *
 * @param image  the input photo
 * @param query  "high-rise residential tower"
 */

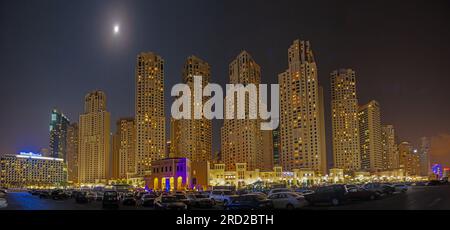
xmin=398 ymin=141 xmax=420 ymax=176
xmin=112 ymin=118 xmax=136 ymax=179
xmin=221 ymin=51 xmax=262 ymax=171
xmin=49 ymin=108 xmax=70 ymax=160
xmin=330 ymin=69 xmax=361 ymax=173
xmin=66 ymin=123 xmax=78 ymax=183
xmin=381 ymin=125 xmax=399 ymax=170
xmin=78 ymin=91 xmax=111 ymax=184
xmin=135 ymin=52 xmax=166 ymax=176
xmin=419 ymin=137 xmax=431 ymax=176
xmin=171 ymin=56 xmax=212 ymax=162
xmin=278 ymin=39 xmax=327 ymax=175
xmin=358 ymin=100 xmax=383 ymax=171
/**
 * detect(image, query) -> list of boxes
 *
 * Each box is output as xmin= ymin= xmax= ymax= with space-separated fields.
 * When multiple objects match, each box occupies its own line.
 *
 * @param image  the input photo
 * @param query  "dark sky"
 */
xmin=1 ymin=0 xmax=449 ymax=167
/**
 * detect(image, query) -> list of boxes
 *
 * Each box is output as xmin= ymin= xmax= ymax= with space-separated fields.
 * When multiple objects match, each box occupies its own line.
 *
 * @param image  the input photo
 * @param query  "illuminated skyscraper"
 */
xmin=49 ymin=108 xmax=70 ymax=160
xmin=171 ymin=56 xmax=212 ymax=162
xmin=66 ymin=123 xmax=78 ymax=183
xmin=358 ymin=100 xmax=383 ymax=171
xmin=112 ymin=118 xmax=136 ymax=179
xmin=279 ymin=39 xmax=327 ymax=175
xmin=331 ymin=69 xmax=361 ymax=172
xmin=419 ymin=136 xmax=431 ymax=176
xmin=78 ymin=91 xmax=111 ymax=184
xmin=398 ymin=142 xmax=420 ymax=176
xmin=381 ymin=125 xmax=399 ymax=170
xmin=221 ymin=51 xmax=262 ymax=171
xmin=135 ymin=52 xmax=165 ymax=176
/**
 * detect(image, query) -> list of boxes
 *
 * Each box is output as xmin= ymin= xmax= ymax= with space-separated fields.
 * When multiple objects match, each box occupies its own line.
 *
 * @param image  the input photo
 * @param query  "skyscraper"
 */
xmin=419 ymin=137 xmax=431 ymax=176
xmin=278 ymin=39 xmax=327 ymax=174
xmin=221 ymin=51 xmax=262 ymax=171
xmin=135 ymin=52 xmax=165 ymax=176
xmin=78 ymin=91 xmax=111 ymax=184
xmin=171 ymin=56 xmax=212 ymax=162
xmin=112 ymin=118 xmax=136 ymax=179
xmin=66 ymin=123 xmax=78 ymax=184
xmin=49 ymin=108 xmax=70 ymax=160
xmin=330 ymin=69 xmax=361 ymax=173
xmin=381 ymin=125 xmax=399 ymax=170
xmin=358 ymin=100 xmax=383 ymax=171
xmin=261 ymin=130 xmax=274 ymax=171
xmin=398 ymin=142 xmax=420 ymax=176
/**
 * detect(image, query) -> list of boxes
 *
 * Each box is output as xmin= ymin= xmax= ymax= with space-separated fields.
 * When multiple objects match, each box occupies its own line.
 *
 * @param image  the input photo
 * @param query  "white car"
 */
xmin=268 ymin=188 xmax=291 ymax=197
xmin=209 ymin=190 xmax=235 ymax=205
xmin=393 ymin=184 xmax=408 ymax=193
xmin=0 ymin=198 xmax=7 ymax=208
xmin=268 ymin=192 xmax=308 ymax=210
xmin=0 ymin=191 xmax=6 ymax=199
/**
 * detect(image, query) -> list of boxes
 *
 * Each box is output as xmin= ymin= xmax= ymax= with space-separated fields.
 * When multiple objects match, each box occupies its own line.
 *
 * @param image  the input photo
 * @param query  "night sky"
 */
xmin=1 ymin=0 xmax=449 ymax=167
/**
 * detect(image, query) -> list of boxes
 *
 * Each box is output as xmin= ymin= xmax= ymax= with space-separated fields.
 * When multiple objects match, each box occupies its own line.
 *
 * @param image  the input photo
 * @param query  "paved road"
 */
xmin=1 ymin=185 xmax=450 ymax=210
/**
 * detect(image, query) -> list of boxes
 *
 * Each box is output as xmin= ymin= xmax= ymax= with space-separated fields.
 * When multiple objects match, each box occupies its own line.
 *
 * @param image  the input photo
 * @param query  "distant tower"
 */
xmin=49 ymin=108 xmax=70 ymax=160
xmin=66 ymin=123 xmax=78 ymax=183
xmin=331 ymin=69 xmax=361 ymax=173
xmin=419 ymin=137 xmax=431 ymax=176
xmin=112 ymin=118 xmax=136 ymax=179
xmin=278 ymin=39 xmax=327 ymax=175
xmin=78 ymin=91 xmax=111 ymax=184
xmin=381 ymin=125 xmax=399 ymax=170
xmin=135 ymin=52 xmax=166 ymax=176
xmin=171 ymin=56 xmax=212 ymax=162
xmin=358 ymin=100 xmax=383 ymax=171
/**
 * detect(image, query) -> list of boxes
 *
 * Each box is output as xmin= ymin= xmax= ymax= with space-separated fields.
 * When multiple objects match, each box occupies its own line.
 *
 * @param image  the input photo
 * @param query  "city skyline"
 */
xmin=1 ymin=0 xmax=450 ymax=168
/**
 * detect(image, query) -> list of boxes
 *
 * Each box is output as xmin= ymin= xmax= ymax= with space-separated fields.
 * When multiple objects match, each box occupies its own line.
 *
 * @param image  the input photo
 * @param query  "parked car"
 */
xmin=0 ymin=198 xmax=7 ymax=208
xmin=304 ymin=184 xmax=349 ymax=206
xmin=268 ymin=188 xmax=291 ymax=197
xmin=346 ymin=186 xmax=378 ymax=201
xmin=392 ymin=184 xmax=408 ymax=193
xmin=122 ymin=193 xmax=137 ymax=206
xmin=75 ymin=192 xmax=89 ymax=204
xmin=209 ymin=190 xmax=235 ymax=205
xmin=86 ymin=191 xmax=97 ymax=202
xmin=96 ymin=192 xmax=104 ymax=201
xmin=426 ymin=180 xmax=442 ymax=186
xmin=268 ymin=192 xmax=308 ymax=210
xmin=154 ymin=195 xmax=188 ymax=210
xmin=39 ymin=190 xmax=52 ymax=199
xmin=141 ymin=193 xmax=157 ymax=207
xmin=362 ymin=183 xmax=394 ymax=195
xmin=224 ymin=194 xmax=273 ymax=210
xmin=294 ymin=188 xmax=315 ymax=196
xmin=30 ymin=190 xmax=40 ymax=196
xmin=51 ymin=190 xmax=69 ymax=200
xmin=186 ymin=194 xmax=214 ymax=208
xmin=0 ymin=190 xmax=6 ymax=199
xmin=102 ymin=191 xmax=119 ymax=208
xmin=174 ymin=194 xmax=191 ymax=208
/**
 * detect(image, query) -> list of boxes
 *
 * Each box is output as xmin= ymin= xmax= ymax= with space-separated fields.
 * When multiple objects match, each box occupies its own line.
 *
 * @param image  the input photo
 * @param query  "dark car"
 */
xmin=75 ymin=192 xmax=89 ymax=204
xmin=224 ymin=194 xmax=273 ymax=210
xmin=30 ymin=190 xmax=40 ymax=196
xmin=187 ymin=194 xmax=214 ymax=208
xmin=102 ymin=191 xmax=119 ymax=208
xmin=346 ymin=186 xmax=378 ymax=201
xmin=141 ymin=193 xmax=157 ymax=207
xmin=174 ymin=194 xmax=191 ymax=208
xmin=426 ymin=180 xmax=442 ymax=186
xmin=39 ymin=190 xmax=51 ymax=199
xmin=362 ymin=183 xmax=395 ymax=195
xmin=122 ymin=193 xmax=137 ymax=206
xmin=304 ymin=184 xmax=348 ymax=206
xmin=154 ymin=195 xmax=187 ymax=210
xmin=51 ymin=190 xmax=69 ymax=200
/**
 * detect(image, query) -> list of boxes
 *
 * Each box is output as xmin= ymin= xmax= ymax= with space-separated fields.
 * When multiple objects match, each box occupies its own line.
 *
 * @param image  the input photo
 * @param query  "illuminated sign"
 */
xmin=19 ymin=152 xmax=42 ymax=157
xmin=17 ymin=152 xmax=63 ymax=161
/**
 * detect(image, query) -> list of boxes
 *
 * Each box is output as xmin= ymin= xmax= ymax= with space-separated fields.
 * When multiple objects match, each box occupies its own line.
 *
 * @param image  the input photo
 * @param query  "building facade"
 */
xmin=331 ymin=69 xmax=361 ymax=172
xmin=171 ymin=56 xmax=212 ymax=162
xmin=49 ymin=108 xmax=70 ymax=160
xmin=78 ymin=91 xmax=111 ymax=184
xmin=358 ymin=100 xmax=383 ymax=172
xmin=112 ymin=118 xmax=136 ymax=179
xmin=135 ymin=52 xmax=166 ymax=176
xmin=278 ymin=39 xmax=327 ymax=175
xmin=221 ymin=51 xmax=263 ymax=171
xmin=398 ymin=142 xmax=420 ymax=176
xmin=381 ymin=125 xmax=399 ymax=170
xmin=419 ymin=137 xmax=431 ymax=176
xmin=0 ymin=152 xmax=66 ymax=187
xmin=146 ymin=158 xmax=191 ymax=192
xmin=66 ymin=123 xmax=78 ymax=184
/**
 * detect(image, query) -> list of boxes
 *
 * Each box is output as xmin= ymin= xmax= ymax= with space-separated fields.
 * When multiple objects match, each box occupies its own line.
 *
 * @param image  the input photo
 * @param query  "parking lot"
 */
xmin=2 ymin=184 xmax=450 ymax=210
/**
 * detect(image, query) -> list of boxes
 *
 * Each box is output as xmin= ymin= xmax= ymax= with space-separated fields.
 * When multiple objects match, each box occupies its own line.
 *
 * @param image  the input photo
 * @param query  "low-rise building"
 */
xmin=145 ymin=158 xmax=191 ymax=192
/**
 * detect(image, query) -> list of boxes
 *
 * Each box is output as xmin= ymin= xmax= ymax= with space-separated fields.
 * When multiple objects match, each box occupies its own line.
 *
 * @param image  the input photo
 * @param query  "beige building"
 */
xmin=112 ymin=118 xmax=136 ymax=179
xmin=358 ymin=100 xmax=383 ymax=172
xmin=398 ymin=142 xmax=420 ymax=176
xmin=331 ymin=69 xmax=361 ymax=173
xmin=381 ymin=125 xmax=399 ymax=170
xmin=221 ymin=51 xmax=263 ymax=171
xmin=146 ymin=158 xmax=191 ymax=191
xmin=278 ymin=39 xmax=327 ymax=175
xmin=78 ymin=91 xmax=111 ymax=184
xmin=66 ymin=123 xmax=78 ymax=184
xmin=261 ymin=130 xmax=274 ymax=171
xmin=135 ymin=52 xmax=166 ymax=176
xmin=171 ymin=56 xmax=212 ymax=162
xmin=419 ymin=137 xmax=431 ymax=176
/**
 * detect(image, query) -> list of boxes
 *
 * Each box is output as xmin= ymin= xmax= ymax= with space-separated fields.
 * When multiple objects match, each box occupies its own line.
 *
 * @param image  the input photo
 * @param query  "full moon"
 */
xmin=113 ymin=24 xmax=120 ymax=34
